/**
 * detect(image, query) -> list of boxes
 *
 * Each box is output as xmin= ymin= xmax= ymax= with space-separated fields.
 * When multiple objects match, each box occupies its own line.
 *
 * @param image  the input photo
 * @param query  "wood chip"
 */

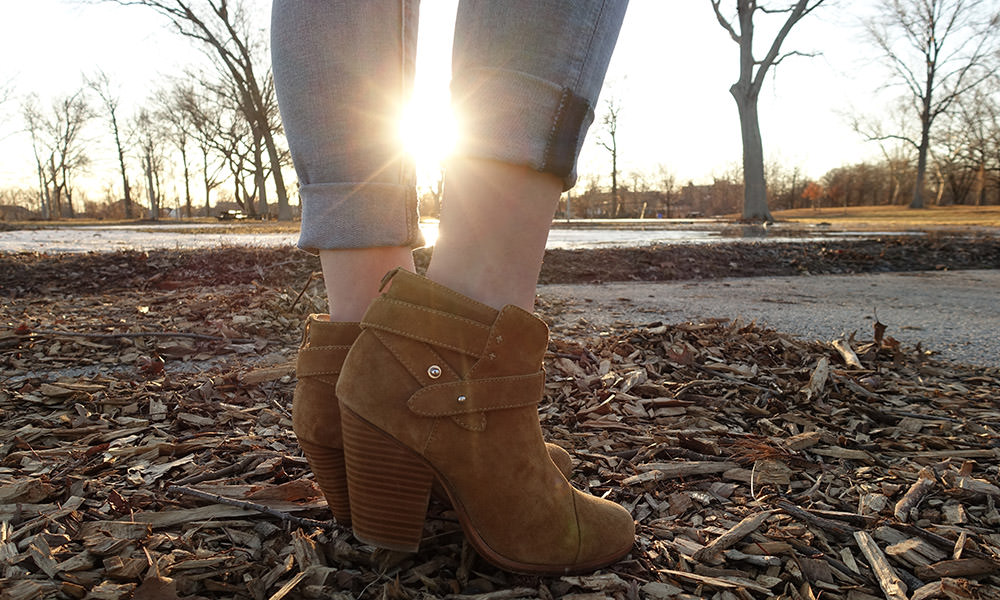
xmin=693 ymin=510 xmax=774 ymax=563
xmin=894 ymin=467 xmax=937 ymax=521
xmin=624 ymin=461 xmax=738 ymax=485
xmin=914 ymin=558 xmax=1000 ymax=579
xmin=854 ymin=531 xmax=908 ymax=600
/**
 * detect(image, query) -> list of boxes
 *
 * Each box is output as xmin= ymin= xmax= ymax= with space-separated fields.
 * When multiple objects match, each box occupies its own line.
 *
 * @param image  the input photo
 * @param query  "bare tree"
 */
xmin=656 ymin=164 xmax=677 ymax=218
xmin=821 ymin=161 xmax=899 ymax=208
xmin=22 ymin=91 xmax=94 ymax=219
xmin=930 ymin=80 xmax=1000 ymax=206
xmin=851 ymin=102 xmax=918 ymax=205
xmin=204 ymin=77 xmax=262 ymax=217
xmin=132 ymin=108 xmax=167 ymax=220
xmin=959 ymin=89 xmax=996 ymax=206
xmin=597 ymin=97 xmax=623 ymax=217
xmin=107 ymin=0 xmax=292 ymax=220
xmin=157 ymin=84 xmax=197 ymax=218
xmin=982 ymin=80 xmax=1000 ymax=205
xmin=0 ymin=187 xmax=36 ymax=218
xmin=935 ymin=101 xmax=975 ymax=205
xmin=627 ymin=170 xmax=650 ymax=218
xmin=87 ymin=70 xmax=136 ymax=219
xmin=418 ymin=165 xmax=446 ymax=220
xmin=172 ymin=81 xmax=226 ymax=216
xmin=23 ymin=104 xmax=51 ymax=219
xmin=865 ymin=0 xmax=1000 ymax=208
xmin=711 ymin=0 xmax=826 ymax=222
xmin=166 ymin=71 xmax=259 ymax=217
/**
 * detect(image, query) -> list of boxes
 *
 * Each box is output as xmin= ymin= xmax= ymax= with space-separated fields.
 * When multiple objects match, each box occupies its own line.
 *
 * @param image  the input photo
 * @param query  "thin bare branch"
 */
xmin=769 ymin=49 xmax=820 ymax=68
xmin=752 ymin=0 xmax=827 ymax=93
xmin=711 ymin=0 xmax=741 ymax=44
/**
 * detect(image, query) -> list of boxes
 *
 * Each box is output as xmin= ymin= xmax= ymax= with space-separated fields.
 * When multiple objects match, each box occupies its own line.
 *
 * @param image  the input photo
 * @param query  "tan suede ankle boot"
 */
xmin=336 ymin=269 xmax=635 ymax=574
xmin=293 ymin=314 xmax=574 ymax=527
xmin=293 ymin=317 xmax=362 ymax=524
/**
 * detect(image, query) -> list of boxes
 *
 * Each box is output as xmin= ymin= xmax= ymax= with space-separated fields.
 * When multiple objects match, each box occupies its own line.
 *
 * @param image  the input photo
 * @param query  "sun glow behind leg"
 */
xmin=400 ymin=97 xmax=455 ymax=247
xmin=399 ymin=98 xmax=458 ymax=187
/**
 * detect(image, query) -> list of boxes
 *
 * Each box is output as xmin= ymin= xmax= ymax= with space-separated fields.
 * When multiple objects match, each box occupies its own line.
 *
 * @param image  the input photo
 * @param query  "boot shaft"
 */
xmin=360 ymin=268 xmax=549 ymax=377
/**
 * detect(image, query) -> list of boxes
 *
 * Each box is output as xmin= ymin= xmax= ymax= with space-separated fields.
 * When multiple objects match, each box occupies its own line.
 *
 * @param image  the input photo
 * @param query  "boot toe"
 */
xmin=572 ymin=491 xmax=636 ymax=570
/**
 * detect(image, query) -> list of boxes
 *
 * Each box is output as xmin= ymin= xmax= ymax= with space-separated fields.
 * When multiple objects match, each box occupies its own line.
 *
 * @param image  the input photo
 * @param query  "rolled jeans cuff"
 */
xmin=452 ymin=67 xmax=594 ymax=191
xmin=297 ymin=182 xmax=423 ymax=253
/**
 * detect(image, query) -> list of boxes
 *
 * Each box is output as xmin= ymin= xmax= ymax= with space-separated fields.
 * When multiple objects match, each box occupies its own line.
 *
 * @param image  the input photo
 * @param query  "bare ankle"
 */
xmin=320 ymin=247 xmax=415 ymax=321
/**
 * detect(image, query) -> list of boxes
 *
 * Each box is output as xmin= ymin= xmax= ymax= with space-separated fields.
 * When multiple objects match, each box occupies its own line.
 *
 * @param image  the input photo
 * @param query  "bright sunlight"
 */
xmin=399 ymin=97 xmax=458 ymax=183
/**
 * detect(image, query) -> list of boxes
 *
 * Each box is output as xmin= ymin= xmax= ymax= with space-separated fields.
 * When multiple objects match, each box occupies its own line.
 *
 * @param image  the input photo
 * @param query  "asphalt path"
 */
xmin=538 ymin=269 xmax=999 ymax=368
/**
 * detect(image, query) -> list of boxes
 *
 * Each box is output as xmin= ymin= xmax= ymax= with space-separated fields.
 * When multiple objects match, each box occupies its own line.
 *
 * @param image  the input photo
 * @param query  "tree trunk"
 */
xmin=910 ymin=72 xmax=934 ymax=208
xmin=155 ymin=168 xmax=164 ymax=218
xmin=122 ymin=175 xmax=132 ymax=218
xmin=51 ymin=186 xmax=63 ymax=219
xmin=253 ymin=136 xmax=268 ymax=218
xmin=47 ymin=158 xmax=61 ymax=218
xmin=933 ymin=162 xmax=945 ymax=205
xmin=31 ymin=146 xmax=49 ymax=219
xmin=733 ymin=86 xmax=772 ymax=221
xmin=611 ymin=149 xmax=619 ymax=217
xmin=35 ymin=161 xmax=49 ymax=219
xmin=238 ymin=61 xmax=289 ymax=220
xmin=145 ymin=153 xmax=158 ymax=220
xmin=62 ymin=161 xmax=76 ymax=218
xmin=113 ymin=115 xmax=133 ymax=219
xmin=121 ymin=171 xmax=132 ymax=219
xmin=237 ymin=170 xmax=256 ymax=218
xmin=202 ymin=146 xmax=212 ymax=217
xmin=888 ymin=160 xmax=901 ymax=205
xmin=911 ymin=133 xmax=930 ymax=208
xmin=973 ymin=163 xmax=985 ymax=206
xmin=259 ymin=122 xmax=290 ymax=220
xmin=181 ymin=145 xmax=192 ymax=218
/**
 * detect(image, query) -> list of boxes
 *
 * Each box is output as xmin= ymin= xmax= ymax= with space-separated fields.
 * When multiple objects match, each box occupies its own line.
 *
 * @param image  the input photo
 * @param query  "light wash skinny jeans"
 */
xmin=271 ymin=0 xmax=627 ymax=252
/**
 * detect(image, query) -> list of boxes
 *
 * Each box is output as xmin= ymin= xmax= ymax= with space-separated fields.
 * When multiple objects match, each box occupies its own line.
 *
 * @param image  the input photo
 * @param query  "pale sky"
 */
xmin=0 ymin=0 xmax=888 ymax=200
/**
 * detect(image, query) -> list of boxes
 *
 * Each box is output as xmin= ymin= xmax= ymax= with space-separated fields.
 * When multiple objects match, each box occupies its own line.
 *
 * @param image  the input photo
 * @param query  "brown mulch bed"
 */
xmin=2 ymin=233 xmax=999 ymax=298
xmin=535 ymin=233 xmax=1000 ymax=284
xmin=1 ymin=245 xmax=999 ymax=599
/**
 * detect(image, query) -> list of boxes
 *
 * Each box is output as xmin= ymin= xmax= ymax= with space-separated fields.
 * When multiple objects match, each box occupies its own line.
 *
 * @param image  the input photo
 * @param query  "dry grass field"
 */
xmin=773 ymin=205 xmax=1000 ymax=229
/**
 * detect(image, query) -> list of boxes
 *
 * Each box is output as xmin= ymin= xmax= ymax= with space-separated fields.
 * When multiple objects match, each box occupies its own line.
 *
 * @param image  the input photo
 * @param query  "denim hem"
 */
xmin=452 ymin=67 xmax=594 ymax=191
xmin=296 ymin=182 xmax=423 ymax=253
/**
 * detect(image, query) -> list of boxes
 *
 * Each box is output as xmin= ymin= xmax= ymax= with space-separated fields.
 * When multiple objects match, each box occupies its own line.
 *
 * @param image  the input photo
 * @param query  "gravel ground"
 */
xmin=539 ymin=269 xmax=1000 ymax=368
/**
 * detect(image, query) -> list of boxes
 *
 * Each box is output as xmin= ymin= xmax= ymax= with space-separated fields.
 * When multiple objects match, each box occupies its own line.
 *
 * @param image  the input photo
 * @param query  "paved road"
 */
xmin=538 ymin=269 xmax=999 ymax=368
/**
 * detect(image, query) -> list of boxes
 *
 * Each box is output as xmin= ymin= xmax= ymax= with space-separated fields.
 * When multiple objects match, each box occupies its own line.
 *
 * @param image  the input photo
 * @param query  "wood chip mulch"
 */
xmin=2 ymin=232 xmax=1000 ymax=297
xmin=1 ymin=248 xmax=998 ymax=600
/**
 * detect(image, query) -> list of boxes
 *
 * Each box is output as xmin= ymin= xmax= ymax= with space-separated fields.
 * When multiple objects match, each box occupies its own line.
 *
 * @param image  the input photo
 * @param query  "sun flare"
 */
xmin=399 ymin=97 xmax=458 ymax=180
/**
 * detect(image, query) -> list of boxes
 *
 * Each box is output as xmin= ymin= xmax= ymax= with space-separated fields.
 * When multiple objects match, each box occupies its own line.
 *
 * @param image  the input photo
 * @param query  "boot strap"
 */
xmin=407 ymin=371 xmax=545 ymax=417
xmin=362 ymin=297 xmax=491 ymax=356
xmin=296 ymin=345 xmax=352 ymax=377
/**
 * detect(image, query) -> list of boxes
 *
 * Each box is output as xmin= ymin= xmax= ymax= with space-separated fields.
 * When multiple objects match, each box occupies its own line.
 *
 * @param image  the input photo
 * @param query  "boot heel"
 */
xmin=298 ymin=439 xmax=351 ymax=525
xmin=341 ymin=406 xmax=433 ymax=552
